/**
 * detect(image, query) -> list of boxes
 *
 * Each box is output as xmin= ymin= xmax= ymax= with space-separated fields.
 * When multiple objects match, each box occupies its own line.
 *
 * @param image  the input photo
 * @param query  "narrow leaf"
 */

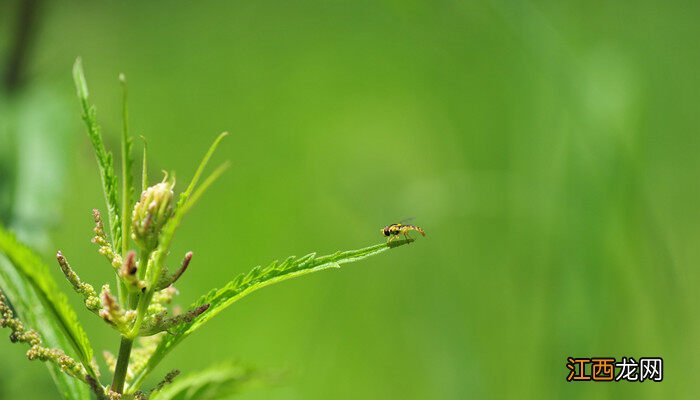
xmin=73 ymin=58 xmax=122 ymax=252
xmin=119 ymin=72 xmax=134 ymax=258
xmin=117 ymin=73 xmax=135 ymax=306
xmin=0 ymin=255 xmax=91 ymax=400
xmin=141 ymin=136 xmax=149 ymax=191
xmin=130 ymin=239 xmax=413 ymax=389
xmin=157 ymin=134 xmax=229 ymax=262
xmin=0 ymin=224 xmax=97 ymax=378
xmin=146 ymin=136 xmax=228 ymax=294
xmin=182 ymin=132 xmax=228 ymax=202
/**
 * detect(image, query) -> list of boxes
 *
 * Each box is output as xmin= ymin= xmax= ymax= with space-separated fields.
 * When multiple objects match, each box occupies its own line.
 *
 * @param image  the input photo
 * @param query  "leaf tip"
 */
xmin=72 ymin=57 xmax=88 ymax=98
xmin=73 ymin=56 xmax=83 ymax=73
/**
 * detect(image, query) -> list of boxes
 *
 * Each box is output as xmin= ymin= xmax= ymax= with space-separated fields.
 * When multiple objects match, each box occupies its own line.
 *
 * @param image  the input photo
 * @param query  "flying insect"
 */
xmin=381 ymin=222 xmax=426 ymax=242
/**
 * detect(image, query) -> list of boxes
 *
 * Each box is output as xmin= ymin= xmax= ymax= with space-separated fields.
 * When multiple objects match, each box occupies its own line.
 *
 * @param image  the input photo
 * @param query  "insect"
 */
xmin=381 ymin=222 xmax=426 ymax=242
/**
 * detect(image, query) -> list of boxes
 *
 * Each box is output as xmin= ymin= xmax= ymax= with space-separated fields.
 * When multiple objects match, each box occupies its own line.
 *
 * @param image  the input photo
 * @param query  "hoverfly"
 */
xmin=381 ymin=221 xmax=426 ymax=242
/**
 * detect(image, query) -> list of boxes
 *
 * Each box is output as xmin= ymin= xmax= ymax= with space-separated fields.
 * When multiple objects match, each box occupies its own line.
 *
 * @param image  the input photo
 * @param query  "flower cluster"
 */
xmin=0 ymin=291 xmax=88 ymax=381
xmin=44 ymin=170 xmax=217 ymax=399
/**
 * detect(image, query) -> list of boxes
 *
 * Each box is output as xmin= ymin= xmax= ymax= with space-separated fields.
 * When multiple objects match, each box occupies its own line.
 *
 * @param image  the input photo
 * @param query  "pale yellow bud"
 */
xmin=131 ymin=179 xmax=174 ymax=250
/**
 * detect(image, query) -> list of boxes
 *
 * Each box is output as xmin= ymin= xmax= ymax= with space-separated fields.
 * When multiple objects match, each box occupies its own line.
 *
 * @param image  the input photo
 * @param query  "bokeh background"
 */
xmin=1 ymin=0 xmax=699 ymax=398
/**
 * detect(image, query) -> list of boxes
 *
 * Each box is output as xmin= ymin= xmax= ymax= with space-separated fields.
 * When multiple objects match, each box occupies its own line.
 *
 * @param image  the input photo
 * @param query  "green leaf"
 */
xmin=181 ymin=131 xmax=229 ymax=205
xmin=72 ymin=58 xmax=122 ymax=252
xmin=0 ymin=256 xmax=91 ymax=400
xmin=119 ymin=73 xmax=134 ymax=258
xmin=140 ymin=133 xmax=228 ymax=289
xmin=128 ymin=134 xmax=228 ymax=338
xmin=149 ymin=132 xmax=228 ymax=284
xmin=0 ymin=224 xmax=97 ymax=379
xmin=140 ymin=136 xmax=149 ymax=192
xmin=130 ymin=239 xmax=413 ymax=389
xmin=117 ymin=73 xmax=135 ymax=306
xmin=149 ymin=363 xmax=260 ymax=400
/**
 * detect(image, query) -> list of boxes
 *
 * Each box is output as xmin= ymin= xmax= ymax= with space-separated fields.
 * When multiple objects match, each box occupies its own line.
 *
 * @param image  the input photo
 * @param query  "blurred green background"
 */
xmin=1 ymin=0 xmax=698 ymax=398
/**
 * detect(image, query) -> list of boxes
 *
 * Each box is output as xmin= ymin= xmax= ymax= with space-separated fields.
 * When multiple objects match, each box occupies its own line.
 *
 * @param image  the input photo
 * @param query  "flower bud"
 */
xmin=131 ymin=179 xmax=174 ymax=250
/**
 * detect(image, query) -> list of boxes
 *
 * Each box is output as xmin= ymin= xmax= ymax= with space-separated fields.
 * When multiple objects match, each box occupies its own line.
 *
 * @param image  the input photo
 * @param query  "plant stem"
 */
xmin=111 ymin=336 xmax=133 ymax=394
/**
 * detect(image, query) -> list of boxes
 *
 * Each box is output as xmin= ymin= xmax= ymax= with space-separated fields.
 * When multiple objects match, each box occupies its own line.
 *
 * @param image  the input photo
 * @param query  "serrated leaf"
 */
xmin=73 ymin=58 xmax=122 ymax=251
xmin=0 ymin=255 xmax=91 ymax=400
xmin=0 ymin=225 xmax=96 ymax=379
xmin=129 ymin=239 xmax=412 ymax=389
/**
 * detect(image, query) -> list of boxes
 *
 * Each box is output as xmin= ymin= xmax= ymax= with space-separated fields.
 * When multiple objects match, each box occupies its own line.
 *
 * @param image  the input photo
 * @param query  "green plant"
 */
xmin=0 ymin=59 xmax=416 ymax=399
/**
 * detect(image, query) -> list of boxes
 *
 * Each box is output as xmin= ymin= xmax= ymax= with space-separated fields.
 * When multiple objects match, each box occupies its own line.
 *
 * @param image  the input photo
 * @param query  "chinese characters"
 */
xmin=566 ymin=357 xmax=663 ymax=382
